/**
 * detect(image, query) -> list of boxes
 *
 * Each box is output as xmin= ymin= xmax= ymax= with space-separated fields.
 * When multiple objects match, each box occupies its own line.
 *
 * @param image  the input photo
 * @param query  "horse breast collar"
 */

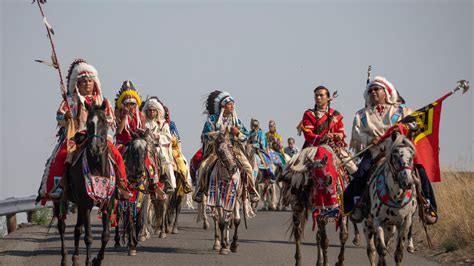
xmin=375 ymin=168 xmax=413 ymax=208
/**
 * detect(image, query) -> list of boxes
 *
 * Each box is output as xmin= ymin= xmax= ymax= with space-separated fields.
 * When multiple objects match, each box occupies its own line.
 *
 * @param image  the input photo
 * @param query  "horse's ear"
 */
xmin=391 ymin=131 xmax=399 ymax=142
xmin=143 ymin=128 xmax=150 ymax=138
xmin=100 ymin=99 xmax=107 ymax=110
xmin=84 ymin=102 xmax=91 ymax=112
xmin=131 ymin=131 xmax=138 ymax=140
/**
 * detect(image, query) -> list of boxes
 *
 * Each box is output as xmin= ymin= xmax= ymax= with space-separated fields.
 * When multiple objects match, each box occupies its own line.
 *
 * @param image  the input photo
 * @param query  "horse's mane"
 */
xmin=385 ymin=133 xmax=416 ymax=167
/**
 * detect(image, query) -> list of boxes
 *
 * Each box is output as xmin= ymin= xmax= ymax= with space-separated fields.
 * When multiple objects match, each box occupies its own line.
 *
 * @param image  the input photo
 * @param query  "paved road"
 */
xmin=0 ymin=209 xmax=437 ymax=265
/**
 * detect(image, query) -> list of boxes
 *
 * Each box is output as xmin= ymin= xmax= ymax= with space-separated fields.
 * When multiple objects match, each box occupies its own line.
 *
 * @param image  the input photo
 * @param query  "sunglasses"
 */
xmin=368 ymin=87 xmax=382 ymax=93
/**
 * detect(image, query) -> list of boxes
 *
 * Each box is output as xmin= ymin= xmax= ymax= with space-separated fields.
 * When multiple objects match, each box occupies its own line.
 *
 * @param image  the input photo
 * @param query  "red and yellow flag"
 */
xmin=400 ymin=93 xmax=452 ymax=182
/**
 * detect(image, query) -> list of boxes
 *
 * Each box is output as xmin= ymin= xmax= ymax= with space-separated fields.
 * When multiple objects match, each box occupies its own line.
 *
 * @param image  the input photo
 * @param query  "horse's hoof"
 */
xmin=172 ymin=227 xmax=179 ymax=234
xmin=159 ymin=232 xmax=167 ymax=239
xmin=230 ymin=243 xmax=239 ymax=253
xmin=165 ymin=228 xmax=171 ymax=234
xmin=72 ymin=255 xmax=80 ymax=266
xmin=139 ymin=236 xmax=147 ymax=242
xmin=213 ymin=243 xmax=220 ymax=250
xmin=407 ymin=245 xmax=415 ymax=254
xmin=203 ymin=221 xmax=209 ymax=230
xmin=352 ymin=236 xmax=360 ymax=246
xmin=219 ymin=248 xmax=229 ymax=255
xmin=128 ymin=249 xmax=137 ymax=256
xmin=92 ymin=257 xmax=101 ymax=266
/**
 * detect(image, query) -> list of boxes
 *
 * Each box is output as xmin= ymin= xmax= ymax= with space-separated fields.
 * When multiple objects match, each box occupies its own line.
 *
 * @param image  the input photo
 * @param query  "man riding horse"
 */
xmin=344 ymin=76 xmax=437 ymax=224
xmin=193 ymin=90 xmax=259 ymax=204
xmin=37 ymin=59 xmax=130 ymax=203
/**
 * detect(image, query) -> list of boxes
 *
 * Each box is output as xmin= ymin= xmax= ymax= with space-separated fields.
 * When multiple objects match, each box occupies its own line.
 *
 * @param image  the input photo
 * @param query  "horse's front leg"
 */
xmin=292 ymin=204 xmax=305 ymax=266
xmin=230 ymin=201 xmax=241 ymax=253
xmin=212 ymin=209 xmax=221 ymax=250
xmin=127 ymin=205 xmax=137 ymax=256
xmin=352 ymin=220 xmax=361 ymax=246
xmin=218 ymin=210 xmax=229 ymax=255
xmin=72 ymin=207 xmax=83 ymax=266
xmin=172 ymin=196 xmax=182 ymax=234
xmin=114 ymin=204 xmax=121 ymax=248
xmin=336 ymin=216 xmax=349 ymax=266
xmin=394 ymin=215 xmax=412 ymax=266
xmin=406 ymin=216 xmax=415 ymax=254
xmin=364 ymin=219 xmax=376 ymax=266
xmin=316 ymin=216 xmax=329 ymax=266
xmin=374 ymin=219 xmax=388 ymax=266
xmin=93 ymin=211 xmax=110 ymax=265
xmin=54 ymin=201 xmax=69 ymax=266
xmin=83 ymin=207 xmax=93 ymax=266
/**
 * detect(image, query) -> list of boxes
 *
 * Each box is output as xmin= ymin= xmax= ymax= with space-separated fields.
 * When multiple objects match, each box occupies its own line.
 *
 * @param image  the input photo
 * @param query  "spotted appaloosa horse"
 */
xmin=363 ymin=131 xmax=417 ymax=266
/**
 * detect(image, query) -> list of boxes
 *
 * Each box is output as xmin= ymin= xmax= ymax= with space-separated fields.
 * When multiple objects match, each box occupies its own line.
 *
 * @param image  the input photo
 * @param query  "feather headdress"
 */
xmin=142 ymin=96 xmax=168 ymax=124
xmin=66 ymin=58 xmax=103 ymax=105
xmin=115 ymin=80 xmax=142 ymax=109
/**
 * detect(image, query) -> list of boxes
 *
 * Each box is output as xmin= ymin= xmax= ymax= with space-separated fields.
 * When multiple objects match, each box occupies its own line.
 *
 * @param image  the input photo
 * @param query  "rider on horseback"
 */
xmin=344 ymin=76 xmax=437 ymax=224
xmin=193 ymin=91 xmax=259 ymax=203
xmin=265 ymin=120 xmax=287 ymax=165
xmin=168 ymin=116 xmax=193 ymax=194
xmin=142 ymin=97 xmax=178 ymax=194
xmin=38 ymin=59 xmax=130 ymax=202
xmin=248 ymin=119 xmax=278 ymax=180
xmin=297 ymin=85 xmax=353 ymax=213
xmin=114 ymin=80 xmax=145 ymax=151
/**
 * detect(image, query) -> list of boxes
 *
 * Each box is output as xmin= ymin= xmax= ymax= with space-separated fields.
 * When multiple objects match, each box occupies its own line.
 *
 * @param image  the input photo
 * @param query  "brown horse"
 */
xmin=282 ymin=145 xmax=351 ymax=266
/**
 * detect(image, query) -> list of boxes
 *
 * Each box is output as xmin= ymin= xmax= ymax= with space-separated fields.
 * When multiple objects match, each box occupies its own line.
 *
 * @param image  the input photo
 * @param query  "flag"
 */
xmin=400 ymin=93 xmax=452 ymax=182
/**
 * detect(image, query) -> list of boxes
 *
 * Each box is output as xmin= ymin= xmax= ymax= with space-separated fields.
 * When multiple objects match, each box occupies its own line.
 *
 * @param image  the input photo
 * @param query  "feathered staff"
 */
xmin=33 ymin=0 xmax=70 ymax=111
xmin=33 ymin=0 xmax=76 ymax=149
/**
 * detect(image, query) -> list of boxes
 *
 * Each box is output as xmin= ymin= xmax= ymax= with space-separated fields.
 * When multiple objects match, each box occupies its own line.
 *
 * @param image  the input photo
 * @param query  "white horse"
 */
xmin=364 ymin=131 xmax=417 ymax=266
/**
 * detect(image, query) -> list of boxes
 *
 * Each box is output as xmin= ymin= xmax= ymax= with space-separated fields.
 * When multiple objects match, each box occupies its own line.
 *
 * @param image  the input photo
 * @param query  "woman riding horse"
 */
xmin=193 ymin=90 xmax=259 ymax=204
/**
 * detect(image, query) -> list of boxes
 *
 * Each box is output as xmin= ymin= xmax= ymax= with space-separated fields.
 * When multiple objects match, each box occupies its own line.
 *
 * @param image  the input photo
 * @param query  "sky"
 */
xmin=0 ymin=0 xmax=472 ymax=199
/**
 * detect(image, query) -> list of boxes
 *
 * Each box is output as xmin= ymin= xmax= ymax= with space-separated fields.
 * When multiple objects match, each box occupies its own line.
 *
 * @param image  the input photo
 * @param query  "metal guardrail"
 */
xmin=0 ymin=196 xmax=38 ymax=216
xmin=0 ymin=195 xmax=52 ymax=234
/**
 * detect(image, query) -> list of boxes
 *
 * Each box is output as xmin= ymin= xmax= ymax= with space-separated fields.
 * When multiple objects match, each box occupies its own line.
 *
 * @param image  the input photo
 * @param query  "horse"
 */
xmin=363 ymin=131 xmax=417 ymax=266
xmin=282 ymin=144 xmax=352 ymax=266
xmin=245 ymin=144 xmax=285 ymax=212
xmin=63 ymin=102 xmax=119 ymax=266
xmin=114 ymin=129 xmax=156 ymax=256
xmin=203 ymin=129 xmax=249 ymax=255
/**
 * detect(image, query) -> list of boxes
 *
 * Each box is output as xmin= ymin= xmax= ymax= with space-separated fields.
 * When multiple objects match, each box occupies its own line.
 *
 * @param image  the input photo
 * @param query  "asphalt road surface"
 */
xmin=0 ymin=209 xmax=437 ymax=265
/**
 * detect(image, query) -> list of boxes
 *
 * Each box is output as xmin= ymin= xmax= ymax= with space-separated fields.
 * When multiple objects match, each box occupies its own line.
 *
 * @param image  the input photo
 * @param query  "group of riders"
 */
xmin=37 ymin=58 xmax=438 ymax=229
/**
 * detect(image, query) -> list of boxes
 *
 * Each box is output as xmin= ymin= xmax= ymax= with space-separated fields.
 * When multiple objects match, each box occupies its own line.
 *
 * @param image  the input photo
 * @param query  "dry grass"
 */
xmin=414 ymin=170 xmax=474 ymax=264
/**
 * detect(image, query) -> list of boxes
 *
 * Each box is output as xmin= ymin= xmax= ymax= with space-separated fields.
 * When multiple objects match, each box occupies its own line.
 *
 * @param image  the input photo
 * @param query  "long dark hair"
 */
xmin=313 ymin=86 xmax=331 ymax=133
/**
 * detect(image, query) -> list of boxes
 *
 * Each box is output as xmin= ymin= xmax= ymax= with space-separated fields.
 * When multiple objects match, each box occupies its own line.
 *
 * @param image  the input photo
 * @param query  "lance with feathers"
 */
xmin=33 ymin=0 xmax=70 ymax=111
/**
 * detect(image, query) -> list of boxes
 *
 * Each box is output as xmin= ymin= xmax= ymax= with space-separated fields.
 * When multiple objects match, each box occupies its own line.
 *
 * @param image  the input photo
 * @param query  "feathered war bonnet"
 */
xmin=114 ymin=80 xmax=142 ymax=130
xmin=364 ymin=76 xmax=399 ymax=106
xmin=66 ymin=58 xmax=103 ymax=106
xmin=142 ymin=96 xmax=169 ymax=124
xmin=115 ymin=80 xmax=142 ymax=110
xmin=204 ymin=90 xmax=239 ymax=128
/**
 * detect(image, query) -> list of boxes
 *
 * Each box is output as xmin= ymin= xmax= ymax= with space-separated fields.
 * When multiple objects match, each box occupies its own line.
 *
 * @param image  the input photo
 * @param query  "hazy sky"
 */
xmin=1 ymin=0 xmax=472 ymax=199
